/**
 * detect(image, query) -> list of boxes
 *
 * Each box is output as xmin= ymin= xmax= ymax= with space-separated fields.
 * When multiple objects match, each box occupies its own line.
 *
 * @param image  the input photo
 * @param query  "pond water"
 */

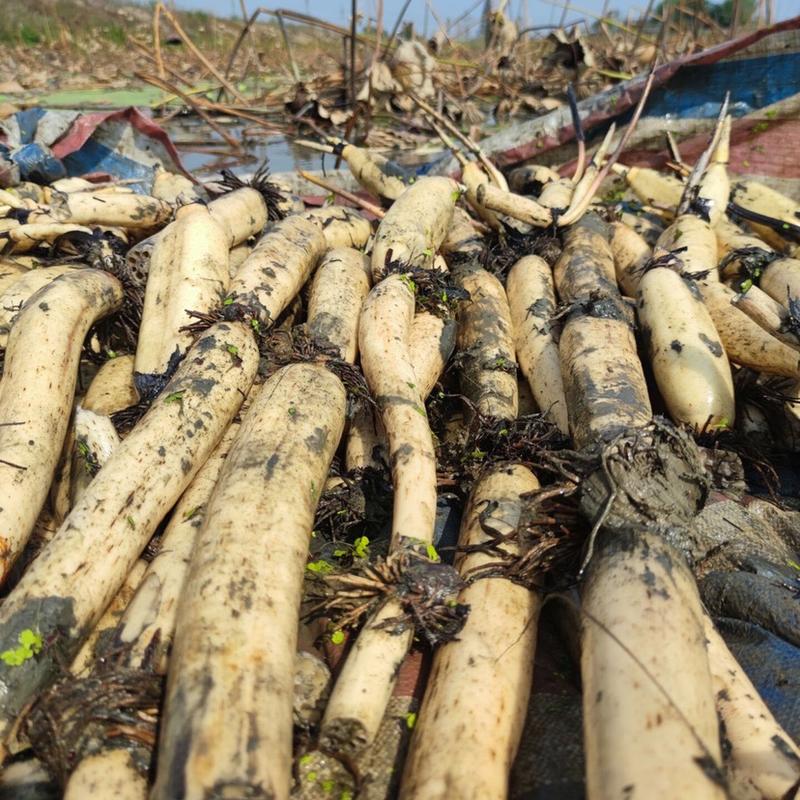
xmin=162 ymin=116 xmax=446 ymax=178
xmin=163 ymin=117 xmax=334 ymax=176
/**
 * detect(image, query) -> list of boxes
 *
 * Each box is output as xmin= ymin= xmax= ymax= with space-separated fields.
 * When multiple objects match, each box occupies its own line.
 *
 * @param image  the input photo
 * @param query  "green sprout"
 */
xmin=306 ymin=559 xmax=333 ymax=575
xmin=330 ymin=630 xmax=345 ymax=645
xmin=399 ymin=274 xmax=417 ymax=294
xmin=353 ymin=536 xmax=370 ymax=558
xmin=164 ymin=391 xmax=184 ymax=405
xmin=426 ymin=543 xmax=440 ymax=562
xmin=1 ymin=629 xmax=43 ymax=667
xmin=405 ymin=712 xmax=418 ymax=729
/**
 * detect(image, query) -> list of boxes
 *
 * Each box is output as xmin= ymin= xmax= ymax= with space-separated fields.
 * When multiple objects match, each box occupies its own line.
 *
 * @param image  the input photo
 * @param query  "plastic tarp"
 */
xmin=0 ymin=107 xmax=190 ymax=192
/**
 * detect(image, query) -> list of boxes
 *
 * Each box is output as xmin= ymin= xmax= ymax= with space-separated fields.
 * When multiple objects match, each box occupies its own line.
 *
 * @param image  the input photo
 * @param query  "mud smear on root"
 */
xmin=110 ymin=349 xmax=184 ymax=433
xmin=23 ymin=665 xmax=163 ymax=786
xmin=577 ymin=418 xmax=711 ymax=570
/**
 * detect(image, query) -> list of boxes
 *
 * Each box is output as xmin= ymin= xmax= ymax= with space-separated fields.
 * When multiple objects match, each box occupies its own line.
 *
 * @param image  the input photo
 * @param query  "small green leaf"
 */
xmin=333 ymin=548 xmax=348 ymax=558
xmin=18 ymin=629 xmax=42 ymax=653
xmin=183 ymin=505 xmax=201 ymax=521
xmin=250 ymin=318 xmax=261 ymax=334
xmin=223 ymin=296 xmax=235 ymax=306
xmin=426 ymin=543 xmax=440 ymax=562
xmin=127 ymin=515 xmax=136 ymax=529
xmin=298 ymin=754 xmax=313 ymax=766
xmin=164 ymin=391 xmax=184 ymax=404
xmin=354 ymin=536 xmax=370 ymax=558
xmin=399 ymin=274 xmax=417 ymax=294
xmin=0 ymin=650 xmax=23 ymax=667
xmin=106 ymin=349 xmax=117 ymax=359
xmin=307 ymin=771 xmax=318 ymax=782
xmin=786 ymin=559 xmax=800 ymax=572
xmin=227 ymin=344 xmax=239 ymax=356
xmin=306 ymin=559 xmax=333 ymax=574
xmin=1 ymin=628 xmax=42 ymax=667
xmin=288 ymin=407 xmax=297 ymax=416
xmin=405 ymin=712 xmax=417 ymax=729
xmin=321 ymin=780 xmax=335 ymax=793
xmin=330 ymin=630 xmax=345 ymax=645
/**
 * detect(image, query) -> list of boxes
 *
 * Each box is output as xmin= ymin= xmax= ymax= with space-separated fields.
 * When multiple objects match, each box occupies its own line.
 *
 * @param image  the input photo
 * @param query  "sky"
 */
xmin=169 ymin=0 xmax=796 ymax=34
